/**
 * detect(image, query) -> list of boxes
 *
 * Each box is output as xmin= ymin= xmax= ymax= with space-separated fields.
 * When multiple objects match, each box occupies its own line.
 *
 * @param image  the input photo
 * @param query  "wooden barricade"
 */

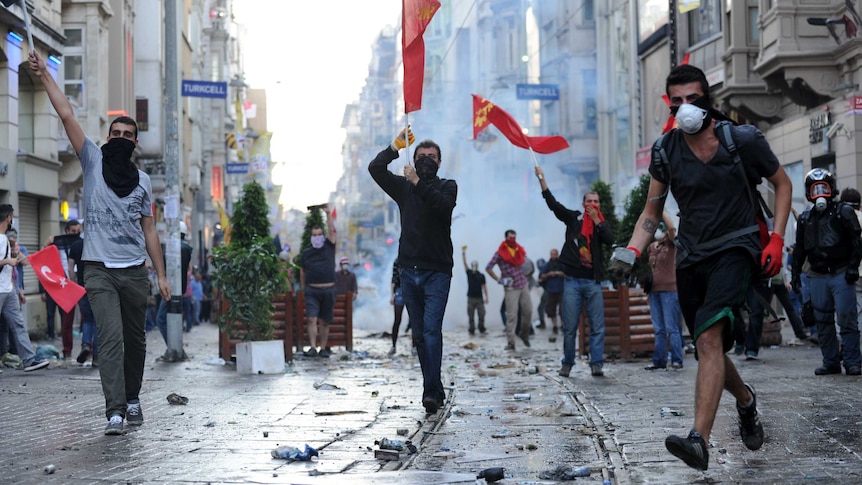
xmin=218 ymin=291 xmax=295 ymax=362
xmin=294 ymin=291 xmax=354 ymax=353
xmin=578 ymin=286 xmax=654 ymax=361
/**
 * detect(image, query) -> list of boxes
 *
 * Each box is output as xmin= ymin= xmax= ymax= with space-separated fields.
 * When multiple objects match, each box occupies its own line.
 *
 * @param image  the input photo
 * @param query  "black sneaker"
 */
xmin=76 ymin=344 xmax=92 ymax=364
xmin=104 ymin=415 xmax=124 ymax=436
xmin=319 ymin=348 xmax=332 ymax=358
xmin=847 ymin=366 xmax=862 ymax=376
xmin=737 ymin=384 xmax=764 ymax=450
xmin=558 ymin=364 xmax=572 ymax=377
xmin=126 ymin=401 xmax=144 ymax=426
xmin=422 ymin=396 xmax=439 ymax=414
xmin=665 ymin=429 xmax=709 ymax=470
xmin=814 ymin=365 xmax=841 ymax=375
xmin=519 ymin=334 xmax=531 ymax=348
xmin=590 ymin=364 xmax=604 ymax=377
xmin=303 ymin=347 xmax=318 ymax=358
xmin=23 ymin=359 xmax=49 ymax=372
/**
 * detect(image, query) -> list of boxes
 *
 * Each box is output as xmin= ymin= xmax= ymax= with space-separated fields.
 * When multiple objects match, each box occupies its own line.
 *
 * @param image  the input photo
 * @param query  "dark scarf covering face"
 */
xmin=100 ymin=137 xmax=140 ymax=198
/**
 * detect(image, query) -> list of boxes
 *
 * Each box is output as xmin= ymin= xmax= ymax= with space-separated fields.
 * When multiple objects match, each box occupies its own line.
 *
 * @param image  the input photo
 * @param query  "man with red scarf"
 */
xmin=486 ymin=230 xmax=532 ymax=350
xmin=535 ymin=166 xmax=614 ymax=377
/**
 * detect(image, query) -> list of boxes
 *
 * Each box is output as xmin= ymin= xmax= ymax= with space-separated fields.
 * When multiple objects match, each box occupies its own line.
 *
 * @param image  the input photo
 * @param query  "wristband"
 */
xmin=626 ymin=246 xmax=641 ymax=259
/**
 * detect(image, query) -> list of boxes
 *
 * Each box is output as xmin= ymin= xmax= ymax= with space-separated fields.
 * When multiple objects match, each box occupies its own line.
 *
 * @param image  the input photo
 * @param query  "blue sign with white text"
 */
xmin=516 ymin=83 xmax=560 ymax=101
xmin=181 ymin=80 xmax=228 ymax=99
xmin=226 ymin=163 xmax=249 ymax=174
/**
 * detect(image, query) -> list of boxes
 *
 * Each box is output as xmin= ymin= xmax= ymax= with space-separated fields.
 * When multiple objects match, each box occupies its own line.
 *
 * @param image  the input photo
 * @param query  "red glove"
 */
xmin=760 ymin=233 xmax=783 ymax=277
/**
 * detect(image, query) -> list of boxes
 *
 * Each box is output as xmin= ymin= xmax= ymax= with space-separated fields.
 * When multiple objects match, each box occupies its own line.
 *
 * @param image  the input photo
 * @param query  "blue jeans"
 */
xmin=399 ymin=268 xmax=451 ymax=404
xmin=79 ymin=294 xmax=98 ymax=357
xmin=808 ymin=272 xmax=861 ymax=369
xmin=649 ymin=291 xmax=683 ymax=367
xmin=560 ymin=277 xmax=605 ymax=367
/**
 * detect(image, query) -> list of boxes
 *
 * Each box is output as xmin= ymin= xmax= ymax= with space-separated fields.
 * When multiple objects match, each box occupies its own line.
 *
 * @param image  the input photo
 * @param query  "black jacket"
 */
xmin=369 ymin=146 xmax=457 ymax=276
xmin=542 ymin=189 xmax=614 ymax=283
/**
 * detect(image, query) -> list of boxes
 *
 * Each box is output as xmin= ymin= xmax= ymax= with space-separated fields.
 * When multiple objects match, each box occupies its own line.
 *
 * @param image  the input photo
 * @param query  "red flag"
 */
xmin=472 ymin=94 xmax=569 ymax=154
xmin=660 ymin=54 xmax=690 ymax=134
xmin=331 ymin=207 xmax=337 ymax=220
xmin=28 ymin=245 xmax=86 ymax=313
xmin=402 ymin=0 xmax=440 ymax=113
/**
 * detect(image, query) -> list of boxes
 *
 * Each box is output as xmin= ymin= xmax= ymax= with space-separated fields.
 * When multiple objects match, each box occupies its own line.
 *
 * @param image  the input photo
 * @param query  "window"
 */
xmin=689 ymin=0 xmax=722 ymax=44
xmin=583 ymin=0 xmax=594 ymax=22
xmin=584 ymin=69 xmax=597 ymax=134
xmin=63 ymin=28 xmax=84 ymax=107
xmin=748 ymin=1 xmax=760 ymax=45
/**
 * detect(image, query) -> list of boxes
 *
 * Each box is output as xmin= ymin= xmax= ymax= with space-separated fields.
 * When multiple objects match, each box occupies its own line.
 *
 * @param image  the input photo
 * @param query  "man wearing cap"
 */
xmin=334 ymin=257 xmax=358 ymax=301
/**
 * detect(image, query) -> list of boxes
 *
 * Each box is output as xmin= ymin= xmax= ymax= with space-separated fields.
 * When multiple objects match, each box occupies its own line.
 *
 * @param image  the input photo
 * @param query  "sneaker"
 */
xmin=536 ymin=323 xmax=546 ymax=329
xmin=23 ymin=359 xmax=49 ymax=372
xmin=590 ymin=364 xmax=604 ymax=377
xmin=468 ymin=328 xmax=475 ymax=336
xmin=76 ymin=344 xmax=92 ymax=364
xmin=105 ymin=415 xmax=124 ymax=435
xmin=665 ymin=429 xmax=709 ymax=470
xmin=303 ymin=347 xmax=318 ymax=358
xmin=814 ymin=365 xmax=841 ymax=375
xmin=733 ymin=344 xmax=744 ymax=355
xmin=644 ymin=364 xmax=666 ymax=371
xmin=504 ymin=343 xmax=516 ymax=351
xmin=847 ymin=366 xmax=862 ymax=376
xmin=422 ymin=396 xmax=440 ymax=414
xmin=387 ymin=346 xmax=396 ymax=357
xmin=479 ymin=327 xmax=487 ymax=334
xmin=319 ymin=348 xmax=332 ymax=358
xmin=737 ymin=384 xmax=764 ymax=450
xmin=744 ymin=351 xmax=759 ymax=361
xmin=126 ymin=401 xmax=144 ymax=426
xmin=558 ymin=364 xmax=572 ymax=377
xmin=671 ymin=363 xmax=684 ymax=370
xmin=553 ymin=326 xmax=559 ymax=334
xmin=519 ymin=335 xmax=531 ymax=348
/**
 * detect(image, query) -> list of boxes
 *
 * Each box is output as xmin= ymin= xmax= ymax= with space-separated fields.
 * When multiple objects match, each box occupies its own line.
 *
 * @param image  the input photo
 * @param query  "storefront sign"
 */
xmin=809 ymin=110 xmax=832 ymax=145
xmin=846 ymin=96 xmax=862 ymax=115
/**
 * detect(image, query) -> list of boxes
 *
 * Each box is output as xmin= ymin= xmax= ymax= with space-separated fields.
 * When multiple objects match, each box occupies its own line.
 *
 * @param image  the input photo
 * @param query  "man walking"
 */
xmin=0 ymin=204 xmax=48 ymax=372
xmin=538 ymin=249 xmax=565 ymax=335
xmin=534 ymin=166 xmax=614 ymax=378
xmin=792 ymin=169 xmax=862 ymax=376
xmin=30 ymin=51 xmax=170 ymax=435
xmin=462 ymin=246 xmax=488 ymax=335
xmin=334 ymin=257 xmax=358 ymax=301
xmin=608 ymin=64 xmax=791 ymax=470
xmin=486 ymin=230 xmax=532 ymax=350
xmin=369 ymin=128 xmax=457 ymax=414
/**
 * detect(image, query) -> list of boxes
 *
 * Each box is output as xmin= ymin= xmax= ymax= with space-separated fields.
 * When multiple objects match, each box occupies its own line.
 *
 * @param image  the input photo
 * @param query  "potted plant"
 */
xmin=212 ymin=181 xmax=288 ymax=373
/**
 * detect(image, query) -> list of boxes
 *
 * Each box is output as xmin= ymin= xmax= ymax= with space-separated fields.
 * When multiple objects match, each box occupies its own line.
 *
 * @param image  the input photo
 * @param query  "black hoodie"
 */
xmin=369 ymin=146 xmax=457 ymax=276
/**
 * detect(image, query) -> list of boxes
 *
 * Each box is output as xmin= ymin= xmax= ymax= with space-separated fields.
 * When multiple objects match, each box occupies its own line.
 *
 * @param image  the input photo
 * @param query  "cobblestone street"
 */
xmin=2 ymin=315 xmax=861 ymax=484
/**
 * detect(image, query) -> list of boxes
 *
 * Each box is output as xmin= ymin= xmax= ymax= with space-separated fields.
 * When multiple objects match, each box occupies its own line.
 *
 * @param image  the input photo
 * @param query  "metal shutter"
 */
xmin=16 ymin=195 xmax=39 ymax=293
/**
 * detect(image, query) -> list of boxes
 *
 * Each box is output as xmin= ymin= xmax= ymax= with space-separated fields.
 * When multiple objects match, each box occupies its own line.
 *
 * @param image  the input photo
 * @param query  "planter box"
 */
xmin=236 ymin=340 xmax=286 ymax=375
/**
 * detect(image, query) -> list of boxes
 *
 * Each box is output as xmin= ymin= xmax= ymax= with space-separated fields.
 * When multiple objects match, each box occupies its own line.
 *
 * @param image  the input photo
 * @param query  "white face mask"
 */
xmin=654 ymin=229 xmax=665 ymax=241
xmin=675 ymin=103 xmax=708 ymax=134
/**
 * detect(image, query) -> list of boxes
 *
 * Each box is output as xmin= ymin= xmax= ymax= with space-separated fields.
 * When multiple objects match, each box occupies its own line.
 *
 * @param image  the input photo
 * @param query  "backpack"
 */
xmin=651 ymin=121 xmax=773 ymax=257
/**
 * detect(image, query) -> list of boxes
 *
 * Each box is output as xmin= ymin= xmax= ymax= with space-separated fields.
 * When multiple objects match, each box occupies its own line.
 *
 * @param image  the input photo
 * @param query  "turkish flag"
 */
xmin=472 ymin=94 xmax=570 ymax=154
xmin=28 ymin=245 xmax=86 ymax=313
xmin=402 ymin=0 xmax=440 ymax=113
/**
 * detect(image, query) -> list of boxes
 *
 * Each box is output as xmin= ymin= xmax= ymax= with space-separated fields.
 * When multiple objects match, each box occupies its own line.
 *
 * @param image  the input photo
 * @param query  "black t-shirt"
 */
xmin=68 ymin=238 xmax=85 ymax=284
xmin=301 ymin=239 xmax=335 ymax=285
xmin=649 ymin=124 xmax=779 ymax=268
xmin=466 ymin=270 xmax=485 ymax=298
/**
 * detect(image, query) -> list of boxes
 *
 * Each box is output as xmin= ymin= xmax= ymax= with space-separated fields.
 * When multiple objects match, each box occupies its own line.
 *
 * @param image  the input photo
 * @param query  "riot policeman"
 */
xmin=792 ymin=168 xmax=862 ymax=376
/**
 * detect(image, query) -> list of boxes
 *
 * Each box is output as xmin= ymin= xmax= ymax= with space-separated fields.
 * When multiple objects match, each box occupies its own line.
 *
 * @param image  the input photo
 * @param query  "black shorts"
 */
xmin=304 ymin=286 xmax=336 ymax=322
xmin=676 ymin=248 xmax=754 ymax=354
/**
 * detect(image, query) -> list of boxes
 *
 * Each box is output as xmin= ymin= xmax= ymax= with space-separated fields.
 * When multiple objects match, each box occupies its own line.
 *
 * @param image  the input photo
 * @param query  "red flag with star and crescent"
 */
xmin=472 ymin=94 xmax=569 ymax=154
xmin=28 ymin=245 xmax=85 ymax=313
xmin=403 ymin=0 xmax=441 ymax=113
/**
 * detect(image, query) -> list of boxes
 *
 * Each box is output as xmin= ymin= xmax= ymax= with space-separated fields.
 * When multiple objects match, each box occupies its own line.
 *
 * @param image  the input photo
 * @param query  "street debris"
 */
xmin=166 ymin=393 xmax=189 ymax=405
xmin=43 ymin=464 xmax=56 ymax=474
xmin=35 ymin=345 xmax=61 ymax=360
xmin=476 ymin=467 xmax=505 ymax=482
xmin=313 ymin=381 xmax=341 ymax=390
xmin=271 ymin=444 xmax=319 ymax=461
xmin=539 ymin=464 xmax=591 ymax=480
xmin=314 ymin=410 xmax=367 ymax=416
xmin=204 ymin=357 xmax=225 ymax=365
xmin=396 ymin=428 xmax=409 ymax=436
xmin=659 ymin=406 xmax=684 ymax=417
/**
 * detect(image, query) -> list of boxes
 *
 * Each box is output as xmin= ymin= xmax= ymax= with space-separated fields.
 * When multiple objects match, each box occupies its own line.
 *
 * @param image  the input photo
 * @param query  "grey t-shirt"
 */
xmin=80 ymin=138 xmax=153 ymax=266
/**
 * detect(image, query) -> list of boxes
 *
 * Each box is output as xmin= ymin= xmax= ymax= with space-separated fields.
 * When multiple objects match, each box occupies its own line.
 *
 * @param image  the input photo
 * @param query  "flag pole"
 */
xmin=19 ymin=0 xmax=33 ymax=52
xmin=528 ymin=147 xmax=539 ymax=167
xmin=405 ymin=112 xmax=411 ymax=165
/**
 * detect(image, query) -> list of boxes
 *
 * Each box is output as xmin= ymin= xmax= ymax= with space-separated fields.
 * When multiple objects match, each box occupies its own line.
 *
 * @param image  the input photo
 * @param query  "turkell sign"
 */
xmin=516 ymin=83 xmax=560 ymax=101
xmin=181 ymin=80 xmax=228 ymax=99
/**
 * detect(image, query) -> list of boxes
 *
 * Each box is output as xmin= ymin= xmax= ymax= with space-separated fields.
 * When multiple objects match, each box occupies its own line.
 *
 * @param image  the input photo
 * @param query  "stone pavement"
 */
xmin=2 ymin=315 xmax=862 ymax=484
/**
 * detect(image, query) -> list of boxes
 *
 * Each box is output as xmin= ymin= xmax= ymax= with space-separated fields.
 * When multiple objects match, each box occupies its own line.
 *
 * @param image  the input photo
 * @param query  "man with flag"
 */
xmin=535 ymin=166 xmax=614 ymax=378
xmin=0 ymin=204 xmax=49 ymax=372
xmin=369 ymin=128 xmax=457 ymax=414
xmin=30 ymin=51 xmax=170 ymax=436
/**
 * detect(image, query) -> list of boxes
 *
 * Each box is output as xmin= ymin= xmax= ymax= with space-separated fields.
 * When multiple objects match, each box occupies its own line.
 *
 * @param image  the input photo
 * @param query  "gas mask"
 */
xmin=311 ymin=234 xmax=325 ymax=249
xmin=671 ymin=96 xmax=712 ymax=135
xmin=415 ymin=155 xmax=439 ymax=180
xmin=809 ymin=182 xmax=832 ymax=212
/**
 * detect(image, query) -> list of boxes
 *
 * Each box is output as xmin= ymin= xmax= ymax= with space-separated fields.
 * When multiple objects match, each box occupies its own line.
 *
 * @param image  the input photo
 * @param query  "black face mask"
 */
xmin=100 ymin=137 xmax=140 ymax=198
xmin=415 ymin=155 xmax=439 ymax=180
